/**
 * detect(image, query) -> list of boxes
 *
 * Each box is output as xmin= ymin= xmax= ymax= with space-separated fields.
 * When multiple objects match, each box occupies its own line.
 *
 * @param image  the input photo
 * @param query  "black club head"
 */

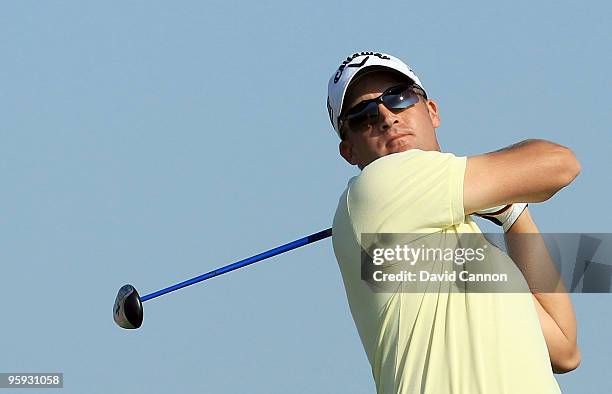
xmin=113 ymin=284 xmax=143 ymax=329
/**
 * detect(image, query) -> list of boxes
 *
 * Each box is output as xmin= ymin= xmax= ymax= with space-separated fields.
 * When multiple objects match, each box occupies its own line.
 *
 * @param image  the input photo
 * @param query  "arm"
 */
xmin=463 ymin=139 xmax=581 ymax=372
xmin=463 ymin=139 xmax=581 ymax=214
xmin=505 ymin=208 xmax=581 ymax=373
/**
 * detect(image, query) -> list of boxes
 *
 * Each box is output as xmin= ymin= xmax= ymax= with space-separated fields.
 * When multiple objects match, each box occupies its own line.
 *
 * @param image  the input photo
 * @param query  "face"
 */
xmin=339 ymin=72 xmax=441 ymax=169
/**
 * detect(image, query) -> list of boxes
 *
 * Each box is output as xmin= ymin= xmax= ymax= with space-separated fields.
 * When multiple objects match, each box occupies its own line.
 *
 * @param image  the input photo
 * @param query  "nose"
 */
xmin=376 ymin=103 xmax=399 ymax=132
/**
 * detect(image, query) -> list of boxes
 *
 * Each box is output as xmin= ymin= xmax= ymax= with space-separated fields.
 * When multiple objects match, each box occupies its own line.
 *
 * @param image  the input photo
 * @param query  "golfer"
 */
xmin=327 ymin=52 xmax=580 ymax=393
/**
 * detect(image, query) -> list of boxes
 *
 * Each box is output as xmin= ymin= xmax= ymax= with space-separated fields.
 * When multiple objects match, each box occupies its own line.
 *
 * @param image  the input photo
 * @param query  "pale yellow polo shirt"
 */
xmin=332 ymin=149 xmax=560 ymax=394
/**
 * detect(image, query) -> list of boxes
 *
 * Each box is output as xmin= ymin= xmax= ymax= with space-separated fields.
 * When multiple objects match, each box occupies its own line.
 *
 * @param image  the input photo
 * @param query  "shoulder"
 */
xmin=351 ymin=149 xmax=462 ymax=195
xmin=360 ymin=149 xmax=459 ymax=178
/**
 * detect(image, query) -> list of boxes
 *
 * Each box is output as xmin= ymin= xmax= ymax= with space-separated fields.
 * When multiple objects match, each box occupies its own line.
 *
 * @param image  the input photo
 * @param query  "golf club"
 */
xmin=113 ymin=228 xmax=332 ymax=329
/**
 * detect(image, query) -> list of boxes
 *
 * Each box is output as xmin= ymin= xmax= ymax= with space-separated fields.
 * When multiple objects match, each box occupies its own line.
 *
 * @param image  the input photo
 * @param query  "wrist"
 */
xmin=473 ymin=203 xmax=528 ymax=232
xmin=505 ymin=206 xmax=532 ymax=233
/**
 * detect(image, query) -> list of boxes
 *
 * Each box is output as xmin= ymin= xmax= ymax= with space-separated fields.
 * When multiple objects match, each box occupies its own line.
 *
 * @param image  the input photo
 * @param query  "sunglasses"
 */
xmin=339 ymin=84 xmax=425 ymax=135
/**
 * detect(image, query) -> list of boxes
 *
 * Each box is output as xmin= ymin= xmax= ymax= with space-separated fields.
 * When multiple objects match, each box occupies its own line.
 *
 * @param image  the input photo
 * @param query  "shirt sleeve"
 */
xmin=347 ymin=149 xmax=467 ymax=234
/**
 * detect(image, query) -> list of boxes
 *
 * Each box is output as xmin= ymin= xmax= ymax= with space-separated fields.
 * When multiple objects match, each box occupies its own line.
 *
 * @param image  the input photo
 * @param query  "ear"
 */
xmin=339 ymin=139 xmax=358 ymax=166
xmin=424 ymin=98 xmax=441 ymax=128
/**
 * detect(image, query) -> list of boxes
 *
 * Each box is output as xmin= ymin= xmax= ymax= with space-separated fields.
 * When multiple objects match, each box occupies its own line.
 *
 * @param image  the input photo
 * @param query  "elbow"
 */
xmin=552 ymin=346 xmax=581 ymax=374
xmin=529 ymin=145 xmax=581 ymax=203
xmin=551 ymin=146 xmax=581 ymax=189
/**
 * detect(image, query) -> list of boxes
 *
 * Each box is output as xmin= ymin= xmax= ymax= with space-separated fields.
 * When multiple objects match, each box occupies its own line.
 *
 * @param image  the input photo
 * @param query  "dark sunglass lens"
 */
xmin=347 ymin=101 xmax=378 ymax=131
xmin=383 ymin=86 xmax=419 ymax=110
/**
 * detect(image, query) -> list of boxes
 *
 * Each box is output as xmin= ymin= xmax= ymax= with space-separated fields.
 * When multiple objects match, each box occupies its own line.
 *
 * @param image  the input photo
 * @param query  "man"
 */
xmin=327 ymin=52 xmax=580 ymax=393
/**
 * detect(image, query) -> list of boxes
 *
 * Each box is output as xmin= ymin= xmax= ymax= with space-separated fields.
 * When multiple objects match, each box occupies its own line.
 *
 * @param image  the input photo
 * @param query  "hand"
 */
xmin=473 ymin=203 xmax=528 ymax=232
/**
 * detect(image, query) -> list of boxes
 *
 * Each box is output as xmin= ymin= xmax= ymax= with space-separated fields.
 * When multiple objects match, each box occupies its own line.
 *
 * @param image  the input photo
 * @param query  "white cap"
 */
xmin=326 ymin=52 xmax=427 ymax=138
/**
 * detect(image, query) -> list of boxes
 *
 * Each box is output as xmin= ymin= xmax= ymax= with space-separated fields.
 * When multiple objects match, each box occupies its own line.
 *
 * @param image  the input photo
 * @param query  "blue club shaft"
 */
xmin=140 ymin=228 xmax=332 ymax=302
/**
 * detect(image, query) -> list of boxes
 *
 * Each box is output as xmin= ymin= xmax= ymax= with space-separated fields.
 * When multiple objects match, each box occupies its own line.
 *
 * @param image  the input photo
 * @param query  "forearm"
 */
xmin=464 ymin=139 xmax=581 ymax=213
xmin=500 ymin=140 xmax=580 ymax=203
xmin=504 ymin=208 xmax=580 ymax=373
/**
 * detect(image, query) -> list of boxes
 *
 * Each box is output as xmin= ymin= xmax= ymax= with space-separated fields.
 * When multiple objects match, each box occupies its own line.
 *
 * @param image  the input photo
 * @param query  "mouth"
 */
xmin=386 ymin=133 xmax=414 ymax=148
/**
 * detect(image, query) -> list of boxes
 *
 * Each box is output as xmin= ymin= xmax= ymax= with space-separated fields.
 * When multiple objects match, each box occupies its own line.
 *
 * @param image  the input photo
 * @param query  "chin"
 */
xmin=388 ymin=144 xmax=415 ymax=154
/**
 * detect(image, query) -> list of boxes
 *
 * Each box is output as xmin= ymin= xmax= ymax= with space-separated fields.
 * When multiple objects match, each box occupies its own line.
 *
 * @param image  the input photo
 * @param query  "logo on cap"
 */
xmin=327 ymin=97 xmax=334 ymax=125
xmin=333 ymin=52 xmax=391 ymax=83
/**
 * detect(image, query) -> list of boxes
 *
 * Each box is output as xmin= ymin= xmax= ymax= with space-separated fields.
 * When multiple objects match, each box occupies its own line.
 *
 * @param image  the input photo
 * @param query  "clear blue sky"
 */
xmin=1 ymin=1 xmax=610 ymax=393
